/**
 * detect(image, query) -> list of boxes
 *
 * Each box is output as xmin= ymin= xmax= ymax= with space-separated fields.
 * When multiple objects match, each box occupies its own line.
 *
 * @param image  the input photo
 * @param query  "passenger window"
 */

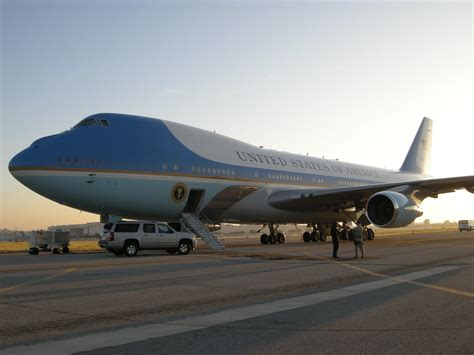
xmin=157 ymin=224 xmax=173 ymax=233
xmin=143 ymin=224 xmax=156 ymax=233
xmin=114 ymin=223 xmax=140 ymax=233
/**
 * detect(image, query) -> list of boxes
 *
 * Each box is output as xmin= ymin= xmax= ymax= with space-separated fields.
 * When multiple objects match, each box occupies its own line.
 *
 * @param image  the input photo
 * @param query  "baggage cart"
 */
xmin=29 ymin=230 xmax=70 ymax=255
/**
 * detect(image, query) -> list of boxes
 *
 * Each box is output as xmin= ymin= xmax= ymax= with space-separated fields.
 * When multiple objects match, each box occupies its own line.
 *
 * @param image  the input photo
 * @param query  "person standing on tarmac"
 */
xmin=331 ymin=222 xmax=340 ymax=259
xmin=352 ymin=223 xmax=364 ymax=259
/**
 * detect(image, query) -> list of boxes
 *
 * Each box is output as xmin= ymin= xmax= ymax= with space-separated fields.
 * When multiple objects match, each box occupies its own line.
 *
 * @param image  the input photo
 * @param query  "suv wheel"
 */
xmin=124 ymin=241 xmax=138 ymax=257
xmin=178 ymin=241 xmax=191 ymax=255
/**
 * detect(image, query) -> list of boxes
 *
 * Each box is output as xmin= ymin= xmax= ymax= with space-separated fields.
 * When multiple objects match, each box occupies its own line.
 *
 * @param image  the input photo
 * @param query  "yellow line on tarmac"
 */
xmin=0 ymin=267 xmax=77 ymax=293
xmin=304 ymin=252 xmax=474 ymax=298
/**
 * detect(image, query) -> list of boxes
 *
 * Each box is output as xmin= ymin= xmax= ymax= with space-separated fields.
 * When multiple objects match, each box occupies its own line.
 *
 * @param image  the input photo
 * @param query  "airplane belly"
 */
xmin=220 ymin=187 xmax=311 ymax=223
xmin=12 ymin=170 xmax=245 ymax=221
xmin=219 ymin=186 xmax=359 ymax=224
xmin=13 ymin=169 xmax=362 ymax=225
xmin=13 ymin=172 xmax=183 ymax=219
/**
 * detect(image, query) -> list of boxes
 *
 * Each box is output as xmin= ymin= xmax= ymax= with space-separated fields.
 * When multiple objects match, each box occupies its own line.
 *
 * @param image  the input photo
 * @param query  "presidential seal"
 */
xmin=171 ymin=183 xmax=187 ymax=203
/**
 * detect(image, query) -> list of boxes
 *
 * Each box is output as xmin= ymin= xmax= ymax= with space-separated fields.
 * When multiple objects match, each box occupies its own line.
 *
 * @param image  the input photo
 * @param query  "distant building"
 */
xmin=0 ymin=229 xmax=31 ymax=241
xmin=47 ymin=222 xmax=104 ymax=238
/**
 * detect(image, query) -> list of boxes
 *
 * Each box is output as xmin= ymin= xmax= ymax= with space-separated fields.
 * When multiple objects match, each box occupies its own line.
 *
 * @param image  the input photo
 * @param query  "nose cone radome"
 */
xmin=9 ymin=133 xmax=63 ymax=177
xmin=9 ymin=148 xmax=31 ymax=176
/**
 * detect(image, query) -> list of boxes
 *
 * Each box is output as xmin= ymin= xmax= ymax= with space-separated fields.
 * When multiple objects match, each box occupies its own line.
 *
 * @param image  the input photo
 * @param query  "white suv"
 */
xmin=99 ymin=221 xmax=197 ymax=256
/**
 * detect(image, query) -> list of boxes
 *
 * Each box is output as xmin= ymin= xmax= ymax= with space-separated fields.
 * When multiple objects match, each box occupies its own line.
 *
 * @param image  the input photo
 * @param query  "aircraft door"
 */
xmin=184 ymin=189 xmax=205 ymax=213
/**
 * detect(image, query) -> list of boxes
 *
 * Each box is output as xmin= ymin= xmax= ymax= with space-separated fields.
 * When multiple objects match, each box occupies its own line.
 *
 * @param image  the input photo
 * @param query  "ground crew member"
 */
xmin=331 ymin=222 xmax=339 ymax=258
xmin=352 ymin=223 xmax=364 ymax=258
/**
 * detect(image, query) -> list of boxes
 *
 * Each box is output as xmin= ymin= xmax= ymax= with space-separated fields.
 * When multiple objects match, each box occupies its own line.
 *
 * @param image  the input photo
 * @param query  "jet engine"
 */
xmin=366 ymin=191 xmax=422 ymax=228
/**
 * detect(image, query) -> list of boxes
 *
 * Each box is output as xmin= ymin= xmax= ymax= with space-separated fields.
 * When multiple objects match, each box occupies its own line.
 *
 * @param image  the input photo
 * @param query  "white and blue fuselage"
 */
xmin=9 ymin=113 xmax=424 ymax=224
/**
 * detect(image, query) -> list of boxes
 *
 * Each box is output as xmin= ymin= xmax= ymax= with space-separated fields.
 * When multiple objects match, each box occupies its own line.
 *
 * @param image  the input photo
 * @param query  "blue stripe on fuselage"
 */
xmin=9 ymin=113 xmax=386 ymax=187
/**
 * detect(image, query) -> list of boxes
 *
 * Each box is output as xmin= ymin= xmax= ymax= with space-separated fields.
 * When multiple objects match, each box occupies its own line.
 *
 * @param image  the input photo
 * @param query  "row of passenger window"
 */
xmin=268 ymin=173 xmax=303 ymax=182
xmin=162 ymin=164 xmax=179 ymax=171
xmin=191 ymin=166 xmax=235 ymax=176
xmin=338 ymin=180 xmax=367 ymax=187
xmin=56 ymin=159 xmax=368 ymax=187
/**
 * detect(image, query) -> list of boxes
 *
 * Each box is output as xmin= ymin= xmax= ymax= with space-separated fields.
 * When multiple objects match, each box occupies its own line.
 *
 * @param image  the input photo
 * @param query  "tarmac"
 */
xmin=0 ymin=231 xmax=473 ymax=354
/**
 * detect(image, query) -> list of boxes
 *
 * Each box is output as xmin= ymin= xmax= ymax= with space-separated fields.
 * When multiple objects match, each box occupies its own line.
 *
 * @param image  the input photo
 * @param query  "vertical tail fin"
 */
xmin=400 ymin=117 xmax=432 ymax=175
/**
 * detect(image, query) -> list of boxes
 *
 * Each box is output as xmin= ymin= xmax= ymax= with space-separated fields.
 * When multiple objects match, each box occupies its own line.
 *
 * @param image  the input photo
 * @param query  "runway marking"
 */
xmin=381 ymin=236 xmax=474 ymax=248
xmin=0 ymin=255 xmax=220 ymax=273
xmin=307 ymin=253 xmax=474 ymax=298
xmin=1 ymin=265 xmax=461 ymax=355
xmin=0 ymin=267 xmax=77 ymax=293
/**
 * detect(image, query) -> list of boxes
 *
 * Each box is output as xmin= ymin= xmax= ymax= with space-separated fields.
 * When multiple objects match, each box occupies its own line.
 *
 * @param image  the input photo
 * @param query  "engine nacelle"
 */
xmin=366 ymin=191 xmax=422 ymax=228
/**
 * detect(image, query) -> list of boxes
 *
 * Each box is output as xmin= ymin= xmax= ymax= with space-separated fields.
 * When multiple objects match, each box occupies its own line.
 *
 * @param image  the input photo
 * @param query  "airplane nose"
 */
xmin=9 ymin=133 xmax=61 ymax=176
xmin=9 ymin=148 xmax=31 ymax=176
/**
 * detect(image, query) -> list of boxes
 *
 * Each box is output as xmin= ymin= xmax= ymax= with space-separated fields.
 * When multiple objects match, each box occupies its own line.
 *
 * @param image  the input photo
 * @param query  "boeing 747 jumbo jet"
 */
xmin=9 ymin=114 xmax=474 ymax=249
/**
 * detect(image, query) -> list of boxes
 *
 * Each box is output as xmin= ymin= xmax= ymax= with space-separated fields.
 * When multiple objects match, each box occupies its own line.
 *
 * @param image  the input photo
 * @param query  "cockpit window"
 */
xmin=76 ymin=119 xmax=94 ymax=127
xmin=74 ymin=118 xmax=110 ymax=128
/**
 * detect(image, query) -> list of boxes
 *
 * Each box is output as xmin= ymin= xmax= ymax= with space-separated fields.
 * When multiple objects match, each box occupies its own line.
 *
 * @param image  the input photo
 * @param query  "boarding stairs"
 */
xmin=181 ymin=213 xmax=225 ymax=251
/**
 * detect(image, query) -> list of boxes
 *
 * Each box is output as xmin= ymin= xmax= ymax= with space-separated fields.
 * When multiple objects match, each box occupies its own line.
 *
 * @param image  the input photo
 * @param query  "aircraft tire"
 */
xmin=303 ymin=232 xmax=311 ymax=243
xmin=124 ymin=241 xmax=138 ymax=257
xmin=367 ymin=228 xmax=375 ymax=240
xmin=260 ymin=234 xmax=269 ymax=245
xmin=277 ymin=232 xmax=285 ymax=244
xmin=29 ymin=247 xmax=39 ymax=255
xmin=310 ymin=231 xmax=319 ymax=242
xmin=269 ymin=233 xmax=277 ymax=244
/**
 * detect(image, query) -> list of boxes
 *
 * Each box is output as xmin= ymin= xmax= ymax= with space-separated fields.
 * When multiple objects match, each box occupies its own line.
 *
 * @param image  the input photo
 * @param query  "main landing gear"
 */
xmin=302 ymin=223 xmax=327 ymax=243
xmin=365 ymin=227 xmax=375 ymax=240
xmin=260 ymin=224 xmax=286 ymax=245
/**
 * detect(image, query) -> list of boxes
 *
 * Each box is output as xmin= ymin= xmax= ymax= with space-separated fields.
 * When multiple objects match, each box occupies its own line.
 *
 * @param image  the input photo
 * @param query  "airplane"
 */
xmin=8 ymin=113 xmax=474 ymax=248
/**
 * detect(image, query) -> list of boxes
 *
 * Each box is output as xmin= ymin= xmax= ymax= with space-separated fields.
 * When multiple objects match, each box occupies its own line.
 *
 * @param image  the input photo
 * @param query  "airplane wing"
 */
xmin=268 ymin=175 xmax=474 ymax=212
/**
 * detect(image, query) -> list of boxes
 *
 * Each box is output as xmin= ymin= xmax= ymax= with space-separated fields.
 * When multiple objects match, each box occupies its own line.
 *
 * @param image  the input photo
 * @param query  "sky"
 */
xmin=1 ymin=0 xmax=473 ymax=230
